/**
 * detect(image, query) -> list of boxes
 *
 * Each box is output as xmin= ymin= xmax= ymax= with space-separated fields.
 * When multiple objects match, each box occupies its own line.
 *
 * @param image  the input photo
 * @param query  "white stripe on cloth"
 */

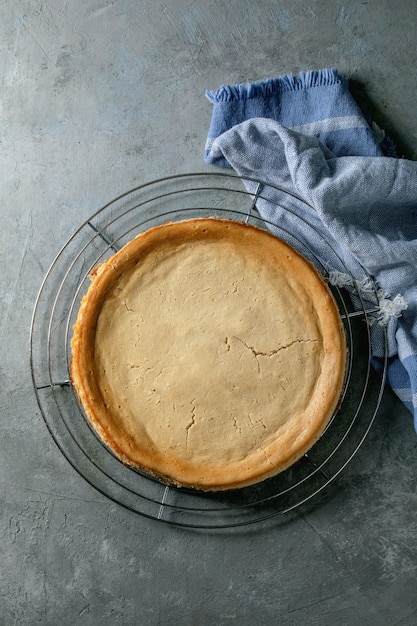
xmin=392 ymin=386 xmax=417 ymax=408
xmin=205 ymin=115 xmax=371 ymax=153
xmin=291 ymin=115 xmax=370 ymax=135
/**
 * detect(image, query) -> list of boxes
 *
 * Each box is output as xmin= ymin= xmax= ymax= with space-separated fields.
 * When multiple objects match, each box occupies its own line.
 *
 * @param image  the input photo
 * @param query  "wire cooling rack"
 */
xmin=30 ymin=173 xmax=387 ymax=528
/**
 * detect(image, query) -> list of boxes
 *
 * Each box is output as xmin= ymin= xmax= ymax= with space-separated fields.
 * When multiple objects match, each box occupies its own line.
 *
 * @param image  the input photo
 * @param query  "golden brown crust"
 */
xmin=70 ymin=218 xmax=347 ymax=491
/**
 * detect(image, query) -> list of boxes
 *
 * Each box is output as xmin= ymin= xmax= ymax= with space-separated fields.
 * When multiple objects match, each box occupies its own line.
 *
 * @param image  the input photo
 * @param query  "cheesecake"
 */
xmin=70 ymin=218 xmax=347 ymax=491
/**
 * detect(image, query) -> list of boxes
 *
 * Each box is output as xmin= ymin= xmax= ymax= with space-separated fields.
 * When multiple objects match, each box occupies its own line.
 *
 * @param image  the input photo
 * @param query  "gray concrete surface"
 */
xmin=2 ymin=1 xmax=417 ymax=624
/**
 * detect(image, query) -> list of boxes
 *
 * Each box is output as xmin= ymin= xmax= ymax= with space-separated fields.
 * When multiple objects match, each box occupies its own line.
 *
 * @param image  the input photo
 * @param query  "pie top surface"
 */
xmin=70 ymin=218 xmax=347 ymax=491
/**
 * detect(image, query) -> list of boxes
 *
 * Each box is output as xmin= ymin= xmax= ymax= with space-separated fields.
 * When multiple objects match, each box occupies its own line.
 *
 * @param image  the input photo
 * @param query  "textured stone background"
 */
xmin=1 ymin=1 xmax=417 ymax=624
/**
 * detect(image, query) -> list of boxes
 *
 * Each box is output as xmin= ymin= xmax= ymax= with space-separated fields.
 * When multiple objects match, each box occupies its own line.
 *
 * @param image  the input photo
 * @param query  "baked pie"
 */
xmin=70 ymin=218 xmax=347 ymax=491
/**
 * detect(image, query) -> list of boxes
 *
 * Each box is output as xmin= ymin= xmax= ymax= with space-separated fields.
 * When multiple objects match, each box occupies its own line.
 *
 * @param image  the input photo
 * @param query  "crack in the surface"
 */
xmin=232 ymin=417 xmax=242 ymax=433
xmin=185 ymin=400 xmax=196 ymax=449
xmin=233 ymin=336 xmax=321 ymax=373
xmin=234 ymin=336 xmax=321 ymax=358
xmin=123 ymin=299 xmax=134 ymax=312
xmin=247 ymin=414 xmax=274 ymax=467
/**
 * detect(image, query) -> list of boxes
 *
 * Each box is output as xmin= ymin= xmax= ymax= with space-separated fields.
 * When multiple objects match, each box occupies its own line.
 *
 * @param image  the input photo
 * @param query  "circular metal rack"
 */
xmin=30 ymin=173 xmax=387 ymax=528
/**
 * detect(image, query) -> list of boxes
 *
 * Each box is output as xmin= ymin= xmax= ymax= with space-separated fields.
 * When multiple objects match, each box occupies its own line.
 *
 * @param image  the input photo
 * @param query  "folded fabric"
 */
xmin=204 ymin=69 xmax=417 ymax=430
xmin=205 ymin=68 xmax=395 ymax=166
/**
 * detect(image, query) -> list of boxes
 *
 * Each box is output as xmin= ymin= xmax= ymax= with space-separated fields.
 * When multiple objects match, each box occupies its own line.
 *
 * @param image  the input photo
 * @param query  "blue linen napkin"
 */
xmin=204 ymin=68 xmax=417 ymax=430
